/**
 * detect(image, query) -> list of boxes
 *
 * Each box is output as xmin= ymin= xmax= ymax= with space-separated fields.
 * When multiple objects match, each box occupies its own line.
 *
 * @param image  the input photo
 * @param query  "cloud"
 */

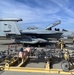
xmin=51 ymin=0 xmax=74 ymax=17
xmin=0 ymin=0 xmax=60 ymax=23
xmin=0 ymin=0 xmax=74 ymax=30
xmin=50 ymin=0 xmax=69 ymax=7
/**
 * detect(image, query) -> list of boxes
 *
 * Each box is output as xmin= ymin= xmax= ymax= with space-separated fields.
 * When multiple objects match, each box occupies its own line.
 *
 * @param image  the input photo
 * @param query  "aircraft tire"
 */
xmin=61 ymin=60 xmax=69 ymax=71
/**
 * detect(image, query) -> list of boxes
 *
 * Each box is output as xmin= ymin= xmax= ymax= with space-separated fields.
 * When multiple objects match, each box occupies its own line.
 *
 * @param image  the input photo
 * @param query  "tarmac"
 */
xmin=0 ymin=39 xmax=73 ymax=75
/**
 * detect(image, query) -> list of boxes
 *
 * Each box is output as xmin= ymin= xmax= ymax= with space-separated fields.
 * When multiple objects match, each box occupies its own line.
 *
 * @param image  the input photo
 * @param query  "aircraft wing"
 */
xmin=15 ymin=36 xmax=47 ymax=44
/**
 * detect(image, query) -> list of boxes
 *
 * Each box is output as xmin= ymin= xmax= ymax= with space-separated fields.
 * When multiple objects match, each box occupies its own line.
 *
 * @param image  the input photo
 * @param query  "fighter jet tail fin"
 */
xmin=0 ymin=18 xmax=22 ymax=36
xmin=45 ymin=20 xmax=61 ymax=30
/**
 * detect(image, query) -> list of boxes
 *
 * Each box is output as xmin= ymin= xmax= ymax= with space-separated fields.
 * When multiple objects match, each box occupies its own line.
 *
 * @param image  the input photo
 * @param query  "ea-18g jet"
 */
xmin=0 ymin=18 xmax=73 ymax=44
xmin=20 ymin=20 xmax=62 ymax=44
xmin=0 ymin=18 xmax=62 ymax=44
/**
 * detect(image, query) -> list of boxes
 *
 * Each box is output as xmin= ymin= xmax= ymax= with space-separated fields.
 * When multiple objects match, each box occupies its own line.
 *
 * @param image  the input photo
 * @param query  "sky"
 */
xmin=0 ymin=0 xmax=74 ymax=31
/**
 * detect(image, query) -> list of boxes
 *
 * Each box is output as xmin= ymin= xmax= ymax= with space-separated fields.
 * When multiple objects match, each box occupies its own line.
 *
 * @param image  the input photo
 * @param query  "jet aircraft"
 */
xmin=15 ymin=20 xmax=63 ymax=44
xmin=0 ymin=18 xmax=74 ymax=44
xmin=0 ymin=18 xmax=62 ymax=44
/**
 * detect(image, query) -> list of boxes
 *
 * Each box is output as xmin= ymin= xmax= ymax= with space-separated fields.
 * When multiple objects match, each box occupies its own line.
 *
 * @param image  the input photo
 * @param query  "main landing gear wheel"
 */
xmin=61 ymin=60 xmax=70 ymax=72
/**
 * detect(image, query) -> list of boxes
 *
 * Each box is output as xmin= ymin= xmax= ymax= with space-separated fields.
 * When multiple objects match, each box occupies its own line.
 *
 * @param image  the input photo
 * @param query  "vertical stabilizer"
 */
xmin=0 ymin=18 xmax=22 ymax=36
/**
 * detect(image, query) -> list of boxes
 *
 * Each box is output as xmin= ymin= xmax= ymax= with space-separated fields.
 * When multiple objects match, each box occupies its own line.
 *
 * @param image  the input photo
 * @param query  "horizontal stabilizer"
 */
xmin=0 ymin=18 xmax=22 ymax=21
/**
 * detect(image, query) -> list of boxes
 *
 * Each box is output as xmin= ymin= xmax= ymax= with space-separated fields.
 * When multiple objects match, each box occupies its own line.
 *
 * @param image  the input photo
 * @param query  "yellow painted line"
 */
xmin=4 ymin=67 xmax=74 ymax=74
